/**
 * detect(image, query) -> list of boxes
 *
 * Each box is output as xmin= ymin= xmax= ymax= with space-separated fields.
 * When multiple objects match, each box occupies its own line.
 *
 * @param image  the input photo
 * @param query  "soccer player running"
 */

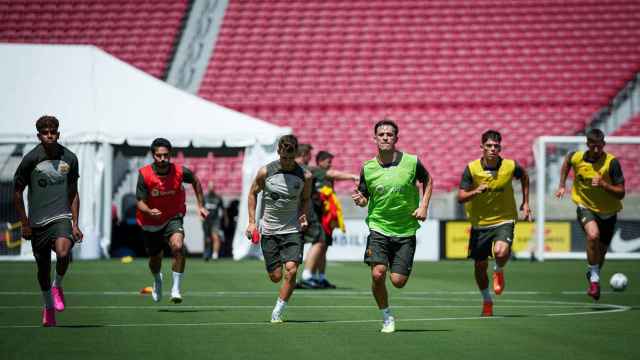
xmin=14 ymin=115 xmax=84 ymax=327
xmin=298 ymin=150 xmax=359 ymax=289
xmin=136 ymin=138 xmax=208 ymax=304
xmin=246 ymin=135 xmax=311 ymax=323
xmin=555 ymin=129 xmax=625 ymax=301
xmin=352 ymin=119 xmax=432 ymax=333
xmin=457 ymin=130 xmax=531 ymax=317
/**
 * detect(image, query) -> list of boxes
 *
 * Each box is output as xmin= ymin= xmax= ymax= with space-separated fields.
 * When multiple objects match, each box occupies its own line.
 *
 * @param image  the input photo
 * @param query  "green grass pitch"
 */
xmin=0 ymin=259 xmax=638 ymax=359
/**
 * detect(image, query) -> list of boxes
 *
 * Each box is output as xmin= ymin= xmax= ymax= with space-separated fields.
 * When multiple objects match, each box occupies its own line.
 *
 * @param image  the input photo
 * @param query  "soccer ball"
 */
xmin=609 ymin=273 xmax=628 ymax=291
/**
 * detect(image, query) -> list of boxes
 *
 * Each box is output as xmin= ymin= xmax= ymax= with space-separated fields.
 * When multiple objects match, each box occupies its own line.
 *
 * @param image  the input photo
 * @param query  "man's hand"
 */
xmin=520 ymin=203 xmax=533 ymax=222
xmin=591 ymin=175 xmax=602 ymax=187
xmin=554 ymin=186 xmax=566 ymax=199
xmin=148 ymin=208 xmax=162 ymax=218
xmin=352 ymin=189 xmax=367 ymax=207
xmin=475 ymin=183 xmax=489 ymax=195
xmin=299 ymin=214 xmax=308 ymax=232
xmin=21 ymin=223 xmax=32 ymax=240
xmin=246 ymin=222 xmax=257 ymax=240
xmin=198 ymin=206 xmax=209 ymax=220
xmin=412 ymin=207 xmax=428 ymax=221
xmin=72 ymin=224 xmax=84 ymax=243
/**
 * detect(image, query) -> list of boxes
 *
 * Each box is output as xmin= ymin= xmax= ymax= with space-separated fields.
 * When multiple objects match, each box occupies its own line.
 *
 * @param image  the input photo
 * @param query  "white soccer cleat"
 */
xmin=151 ymin=275 xmax=163 ymax=303
xmin=380 ymin=316 xmax=395 ymax=333
xmin=270 ymin=311 xmax=284 ymax=323
xmin=170 ymin=289 xmax=182 ymax=304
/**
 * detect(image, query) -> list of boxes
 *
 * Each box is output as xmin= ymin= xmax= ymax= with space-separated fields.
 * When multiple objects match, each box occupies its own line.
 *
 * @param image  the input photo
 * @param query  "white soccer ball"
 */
xmin=609 ymin=273 xmax=628 ymax=291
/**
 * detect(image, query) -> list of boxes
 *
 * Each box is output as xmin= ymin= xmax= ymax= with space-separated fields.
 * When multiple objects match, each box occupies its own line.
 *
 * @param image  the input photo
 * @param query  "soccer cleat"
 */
xmin=380 ymin=316 xmax=395 ymax=333
xmin=492 ymin=272 xmax=505 ymax=295
xmin=51 ymin=286 xmax=65 ymax=312
xmin=42 ymin=307 xmax=56 ymax=327
xmin=481 ymin=301 xmax=493 ymax=317
xmin=587 ymin=282 xmax=600 ymax=301
xmin=270 ymin=311 xmax=284 ymax=323
xmin=151 ymin=275 xmax=163 ymax=303
xmin=296 ymin=279 xmax=321 ymax=289
xmin=317 ymin=278 xmax=337 ymax=289
xmin=170 ymin=290 xmax=183 ymax=304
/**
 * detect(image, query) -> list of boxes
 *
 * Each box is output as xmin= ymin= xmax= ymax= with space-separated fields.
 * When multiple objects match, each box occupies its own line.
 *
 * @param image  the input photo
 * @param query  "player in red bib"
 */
xmin=136 ymin=138 xmax=208 ymax=304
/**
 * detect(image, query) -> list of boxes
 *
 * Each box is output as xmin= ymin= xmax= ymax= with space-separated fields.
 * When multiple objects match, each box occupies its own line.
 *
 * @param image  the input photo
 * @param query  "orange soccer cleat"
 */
xmin=493 ymin=272 xmax=505 ymax=295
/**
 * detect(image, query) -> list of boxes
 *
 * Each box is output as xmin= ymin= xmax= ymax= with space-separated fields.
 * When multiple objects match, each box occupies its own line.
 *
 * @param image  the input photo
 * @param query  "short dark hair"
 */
xmin=586 ymin=128 xmax=605 ymax=143
xmin=278 ymin=134 xmax=298 ymax=155
xmin=316 ymin=150 xmax=334 ymax=164
xmin=150 ymin=138 xmax=172 ymax=154
xmin=297 ymin=143 xmax=312 ymax=157
xmin=36 ymin=115 xmax=59 ymax=132
xmin=374 ymin=119 xmax=399 ymax=136
xmin=481 ymin=130 xmax=502 ymax=144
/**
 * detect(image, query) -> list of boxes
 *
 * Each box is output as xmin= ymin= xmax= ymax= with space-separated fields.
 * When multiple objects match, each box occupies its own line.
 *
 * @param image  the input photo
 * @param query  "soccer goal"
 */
xmin=533 ymin=136 xmax=640 ymax=261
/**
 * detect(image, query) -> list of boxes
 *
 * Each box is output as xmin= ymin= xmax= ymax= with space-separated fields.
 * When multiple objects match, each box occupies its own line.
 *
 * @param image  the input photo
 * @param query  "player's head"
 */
xmin=373 ymin=119 xmax=399 ymax=152
xmin=296 ymin=143 xmax=313 ymax=165
xmin=207 ymin=180 xmax=215 ymax=193
xmin=316 ymin=150 xmax=334 ymax=169
xmin=481 ymin=130 xmax=502 ymax=160
xmin=36 ymin=115 xmax=60 ymax=146
xmin=277 ymin=134 xmax=299 ymax=168
xmin=150 ymin=137 xmax=172 ymax=169
xmin=585 ymin=128 xmax=606 ymax=157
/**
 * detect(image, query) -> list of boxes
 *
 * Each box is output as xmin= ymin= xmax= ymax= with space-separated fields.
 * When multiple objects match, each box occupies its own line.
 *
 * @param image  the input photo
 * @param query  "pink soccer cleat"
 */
xmin=42 ymin=307 xmax=56 ymax=327
xmin=52 ymin=286 xmax=65 ymax=312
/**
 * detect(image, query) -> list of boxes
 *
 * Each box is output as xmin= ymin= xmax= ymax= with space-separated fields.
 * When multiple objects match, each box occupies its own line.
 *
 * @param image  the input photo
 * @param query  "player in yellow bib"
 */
xmin=555 ymin=129 xmax=625 ymax=301
xmin=458 ymin=130 xmax=531 ymax=316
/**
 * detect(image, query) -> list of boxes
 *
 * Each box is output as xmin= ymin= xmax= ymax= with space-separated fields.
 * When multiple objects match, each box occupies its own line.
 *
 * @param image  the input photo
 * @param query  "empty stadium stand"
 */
xmin=199 ymin=0 xmax=640 ymax=192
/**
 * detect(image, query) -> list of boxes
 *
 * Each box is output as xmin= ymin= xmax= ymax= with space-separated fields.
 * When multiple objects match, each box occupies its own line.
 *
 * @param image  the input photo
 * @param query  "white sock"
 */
xmin=302 ymin=269 xmax=313 ymax=281
xmin=589 ymin=265 xmax=600 ymax=283
xmin=172 ymin=271 xmax=183 ymax=293
xmin=212 ymin=252 xmax=219 ymax=259
xmin=481 ymin=288 xmax=493 ymax=303
xmin=42 ymin=290 xmax=54 ymax=309
xmin=494 ymin=264 xmax=504 ymax=273
xmin=153 ymin=272 xmax=162 ymax=282
xmin=273 ymin=297 xmax=287 ymax=314
xmin=52 ymin=273 xmax=64 ymax=288
xmin=381 ymin=307 xmax=392 ymax=321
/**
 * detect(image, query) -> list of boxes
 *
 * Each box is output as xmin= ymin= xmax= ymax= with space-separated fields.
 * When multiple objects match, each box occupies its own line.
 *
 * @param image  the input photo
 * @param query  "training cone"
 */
xmin=140 ymin=286 xmax=153 ymax=294
xmin=121 ymin=256 xmax=133 ymax=264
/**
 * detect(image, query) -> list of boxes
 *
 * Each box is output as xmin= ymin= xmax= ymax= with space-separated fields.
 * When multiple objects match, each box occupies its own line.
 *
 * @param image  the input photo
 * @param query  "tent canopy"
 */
xmin=0 ymin=44 xmax=289 ymax=146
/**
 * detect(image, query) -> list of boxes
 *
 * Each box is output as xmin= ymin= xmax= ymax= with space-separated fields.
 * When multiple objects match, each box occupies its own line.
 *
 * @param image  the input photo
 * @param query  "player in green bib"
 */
xmin=352 ymin=119 xmax=432 ymax=333
xmin=458 ymin=130 xmax=531 ymax=317
xmin=555 ymin=129 xmax=625 ymax=301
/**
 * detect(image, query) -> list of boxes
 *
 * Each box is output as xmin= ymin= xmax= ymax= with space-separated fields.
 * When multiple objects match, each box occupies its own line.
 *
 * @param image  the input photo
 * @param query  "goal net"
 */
xmin=533 ymin=136 xmax=640 ymax=260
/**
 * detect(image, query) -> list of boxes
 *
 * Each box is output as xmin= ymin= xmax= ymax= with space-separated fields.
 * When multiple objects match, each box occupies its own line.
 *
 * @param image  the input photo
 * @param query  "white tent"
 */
xmin=0 ymin=44 xmax=289 ymax=259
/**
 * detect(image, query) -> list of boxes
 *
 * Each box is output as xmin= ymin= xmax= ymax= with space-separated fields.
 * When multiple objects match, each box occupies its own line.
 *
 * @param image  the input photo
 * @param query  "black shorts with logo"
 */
xmin=577 ymin=207 xmax=617 ymax=245
xmin=364 ymin=230 xmax=416 ymax=276
xmin=261 ymin=232 xmax=304 ymax=273
xmin=143 ymin=217 xmax=185 ymax=256
xmin=467 ymin=222 xmax=514 ymax=261
xmin=30 ymin=218 xmax=74 ymax=260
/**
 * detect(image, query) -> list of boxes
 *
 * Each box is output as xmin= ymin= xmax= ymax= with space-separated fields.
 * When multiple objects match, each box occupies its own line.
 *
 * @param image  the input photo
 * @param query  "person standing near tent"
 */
xmin=136 ymin=138 xmax=208 ymax=304
xmin=14 ymin=115 xmax=83 ymax=327
xmin=246 ymin=134 xmax=312 ymax=323
xmin=202 ymin=181 xmax=226 ymax=261
xmin=352 ymin=119 xmax=432 ymax=333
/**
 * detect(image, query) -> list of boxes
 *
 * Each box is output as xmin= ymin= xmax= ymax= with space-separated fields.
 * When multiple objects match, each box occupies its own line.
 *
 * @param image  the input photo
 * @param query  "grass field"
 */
xmin=0 ymin=259 xmax=638 ymax=360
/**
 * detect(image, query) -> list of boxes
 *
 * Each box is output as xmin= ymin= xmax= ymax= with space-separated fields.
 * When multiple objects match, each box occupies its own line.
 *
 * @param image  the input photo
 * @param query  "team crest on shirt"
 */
xmin=375 ymin=184 xmax=385 ymax=194
xmin=151 ymin=189 xmax=161 ymax=197
xmin=58 ymin=162 xmax=70 ymax=174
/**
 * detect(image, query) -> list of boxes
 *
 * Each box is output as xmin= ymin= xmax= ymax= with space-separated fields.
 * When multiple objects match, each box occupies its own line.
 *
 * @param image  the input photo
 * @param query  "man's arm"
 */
xmin=351 ymin=167 xmax=368 ymax=207
xmin=326 ymin=169 xmax=359 ymax=182
xmin=136 ymin=171 xmax=161 ymax=218
xmin=246 ymin=167 xmax=267 ymax=238
xmin=191 ymin=175 xmax=209 ymax=220
xmin=457 ymin=166 xmax=488 ymax=204
xmin=13 ymin=184 xmax=31 ymax=239
xmin=413 ymin=176 xmax=432 ymax=221
xmin=519 ymin=167 xmax=532 ymax=221
xmin=68 ymin=179 xmax=84 ymax=241
xmin=555 ymin=154 xmax=572 ymax=198
xmin=298 ymin=171 xmax=312 ymax=231
xmin=593 ymin=159 xmax=625 ymax=199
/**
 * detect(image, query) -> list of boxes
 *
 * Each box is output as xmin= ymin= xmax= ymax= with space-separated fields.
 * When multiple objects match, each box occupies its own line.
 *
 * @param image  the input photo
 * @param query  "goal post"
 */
xmin=533 ymin=136 xmax=640 ymax=261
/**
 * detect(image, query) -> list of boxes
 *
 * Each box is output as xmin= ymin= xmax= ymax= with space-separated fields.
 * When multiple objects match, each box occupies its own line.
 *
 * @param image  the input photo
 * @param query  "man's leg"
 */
xmin=211 ymin=231 xmax=222 ymax=259
xmin=583 ymin=220 xmax=602 ymax=300
xmin=34 ymin=246 xmax=56 ymax=326
xmin=51 ymin=237 xmax=73 ymax=312
xmin=371 ymin=264 xmax=394 ymax=332
xmin=169 ymin=232 xmax=186 ymax=303
xmin=492 ymin=240 xmax=511 ymax=295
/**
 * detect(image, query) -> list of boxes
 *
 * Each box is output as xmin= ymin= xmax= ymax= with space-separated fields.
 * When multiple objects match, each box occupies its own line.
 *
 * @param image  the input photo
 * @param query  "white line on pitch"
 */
xmin=0 ymin=304 xmax=616 ymax=310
